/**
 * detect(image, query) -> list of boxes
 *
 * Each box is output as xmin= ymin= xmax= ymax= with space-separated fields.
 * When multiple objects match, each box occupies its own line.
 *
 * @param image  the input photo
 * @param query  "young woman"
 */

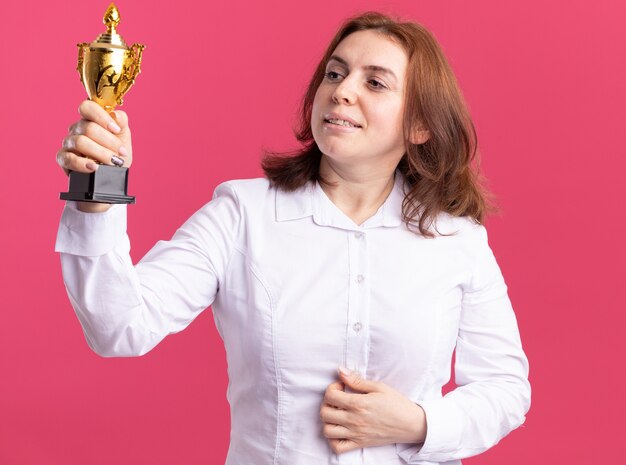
xmin=55 ymin=12 xmax=530 ymax=465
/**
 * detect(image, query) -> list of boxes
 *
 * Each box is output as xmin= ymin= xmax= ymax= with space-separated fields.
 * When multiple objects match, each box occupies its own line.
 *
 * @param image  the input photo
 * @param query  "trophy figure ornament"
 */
xmin=60 ymin=3 xmax=144 ymax=204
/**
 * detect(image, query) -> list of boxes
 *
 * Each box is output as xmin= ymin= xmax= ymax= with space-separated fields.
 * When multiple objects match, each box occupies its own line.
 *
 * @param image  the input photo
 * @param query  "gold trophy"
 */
xmin=61 ymin=3 xmax=144 ymax=204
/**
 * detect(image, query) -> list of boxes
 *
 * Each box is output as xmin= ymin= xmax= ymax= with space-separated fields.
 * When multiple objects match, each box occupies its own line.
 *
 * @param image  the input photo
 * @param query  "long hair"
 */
xmin=261 ymin=12 xmax=496 ymax=237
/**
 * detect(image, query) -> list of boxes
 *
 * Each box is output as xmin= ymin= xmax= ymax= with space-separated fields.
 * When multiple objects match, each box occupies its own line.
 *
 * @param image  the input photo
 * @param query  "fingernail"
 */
xmin=118 ymin=146 xmax=129 ymax=157
xmin=111 ymin=155 xmax=124 ymax=166
xmin=86 ymin=162 xmax=98 ymax=171
xmin=108 ymin=121 xmax=121 ymax=134
xmin=338 ymin=367 xmax=351 ymax=377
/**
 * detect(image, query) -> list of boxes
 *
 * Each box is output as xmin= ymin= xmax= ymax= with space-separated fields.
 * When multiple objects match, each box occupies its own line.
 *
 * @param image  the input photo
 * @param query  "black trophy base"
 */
xmin=60 ymin=165 xmax=135 ymax=204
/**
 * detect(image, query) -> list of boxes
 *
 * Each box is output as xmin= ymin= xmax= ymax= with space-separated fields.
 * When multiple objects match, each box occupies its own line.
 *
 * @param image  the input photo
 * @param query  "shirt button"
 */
xmin=356 ymin=274 xmax=364 ymax=283
xmin=355 ymin=232 xmax=364 ymax=239
xmin=353 ymin=322 xmax=362 ymax=332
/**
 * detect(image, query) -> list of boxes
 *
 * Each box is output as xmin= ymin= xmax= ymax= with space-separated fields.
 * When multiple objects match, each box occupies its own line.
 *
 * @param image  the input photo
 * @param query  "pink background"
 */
xmin=1 ymin=0 xmax=624 ymax=463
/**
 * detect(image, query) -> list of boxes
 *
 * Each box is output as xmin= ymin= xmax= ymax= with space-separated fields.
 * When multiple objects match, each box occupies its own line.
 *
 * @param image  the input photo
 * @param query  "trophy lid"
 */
xmin=91 ymin=3 xmax=128 ymax=49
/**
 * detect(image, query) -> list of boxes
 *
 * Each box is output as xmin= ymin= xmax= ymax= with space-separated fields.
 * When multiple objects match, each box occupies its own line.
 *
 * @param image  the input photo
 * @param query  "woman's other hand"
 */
xmin=56 ymin=100 xmax=133 ymax=212
xmin=320 ymin=368 xmax=427 ymax=454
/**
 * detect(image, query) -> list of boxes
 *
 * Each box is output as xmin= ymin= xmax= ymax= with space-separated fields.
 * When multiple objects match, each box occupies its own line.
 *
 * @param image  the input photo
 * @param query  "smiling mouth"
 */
xmin=324 ymin=118 xmax=362 ymax=128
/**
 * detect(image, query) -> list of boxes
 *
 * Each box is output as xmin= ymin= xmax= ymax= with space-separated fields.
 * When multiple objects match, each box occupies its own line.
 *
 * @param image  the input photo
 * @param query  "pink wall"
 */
xmin=1 ymin=0 xmax=623 ymax=463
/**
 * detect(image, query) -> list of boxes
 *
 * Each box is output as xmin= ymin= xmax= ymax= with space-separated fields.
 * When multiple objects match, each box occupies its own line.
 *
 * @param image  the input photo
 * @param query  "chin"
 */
xmin=319 ymin=149 xmax=363 ymax=163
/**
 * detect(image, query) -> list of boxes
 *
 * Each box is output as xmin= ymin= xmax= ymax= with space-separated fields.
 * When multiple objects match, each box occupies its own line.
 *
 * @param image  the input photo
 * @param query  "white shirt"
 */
xmin=55 ymin=172 xmax=530 ymax=465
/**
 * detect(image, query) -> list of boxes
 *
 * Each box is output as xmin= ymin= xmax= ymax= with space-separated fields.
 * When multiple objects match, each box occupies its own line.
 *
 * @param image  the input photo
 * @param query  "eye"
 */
xmin=324 ymin=71 xmax=343 ymax=81
xmin=368 ymin=78 xmax=387 ymax=90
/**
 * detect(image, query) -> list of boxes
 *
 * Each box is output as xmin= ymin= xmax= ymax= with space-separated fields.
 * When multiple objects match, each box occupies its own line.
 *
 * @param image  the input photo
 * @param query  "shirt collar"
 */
xmin=275 ymin=170 xmax=406 ymax=230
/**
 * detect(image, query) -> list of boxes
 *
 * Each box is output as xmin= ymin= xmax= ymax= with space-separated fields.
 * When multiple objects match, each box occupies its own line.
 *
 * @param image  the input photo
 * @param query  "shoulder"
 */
xmin=211 ymin=177 xmax=273 ymax=206
xmin=214 ymin=177 xmax=271 ymax=196
xmin=431 ymin=212 xmax=487 ymax=245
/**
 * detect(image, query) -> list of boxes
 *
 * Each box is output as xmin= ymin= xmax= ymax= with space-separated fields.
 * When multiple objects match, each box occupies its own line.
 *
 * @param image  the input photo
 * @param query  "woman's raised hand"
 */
xmin=58 ymin=99 xmax=133 ymax=174
xmin=57 ymin=99 xmax=133 ymax=212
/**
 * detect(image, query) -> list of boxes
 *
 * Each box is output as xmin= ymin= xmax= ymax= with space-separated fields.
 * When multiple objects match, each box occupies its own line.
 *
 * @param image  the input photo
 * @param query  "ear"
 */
xmin=409 ymin=123 xmax=430 ymax=145
xmin=409 ymin=126 xmax=430 ymax=145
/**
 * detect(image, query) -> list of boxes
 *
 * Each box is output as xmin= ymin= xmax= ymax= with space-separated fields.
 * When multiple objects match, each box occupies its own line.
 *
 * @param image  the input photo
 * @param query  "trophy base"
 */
xmin=60 ymin=165 xmax=135 ymax=204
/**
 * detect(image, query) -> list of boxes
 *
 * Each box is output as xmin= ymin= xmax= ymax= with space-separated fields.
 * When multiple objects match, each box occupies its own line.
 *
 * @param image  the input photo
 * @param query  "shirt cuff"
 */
xmin=397 ymin=397 xmax=464 ymax=463
xmin=396 ymin=443 xmax=423 ymax=463
xmin=55 ymin=201 xmax=127 ymax=256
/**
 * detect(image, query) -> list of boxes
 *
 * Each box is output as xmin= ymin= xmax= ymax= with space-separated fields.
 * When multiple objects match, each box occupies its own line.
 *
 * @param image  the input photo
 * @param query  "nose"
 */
xmin=332 ymin=76 xmax=357 ymax=105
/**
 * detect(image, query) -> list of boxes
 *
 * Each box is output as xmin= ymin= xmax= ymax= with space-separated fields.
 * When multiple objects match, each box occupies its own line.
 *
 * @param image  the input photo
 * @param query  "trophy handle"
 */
xmin=76 ymin=42 xmax=89 ymax=86
xmin=115 ymin=43 xmax=145 ymax=106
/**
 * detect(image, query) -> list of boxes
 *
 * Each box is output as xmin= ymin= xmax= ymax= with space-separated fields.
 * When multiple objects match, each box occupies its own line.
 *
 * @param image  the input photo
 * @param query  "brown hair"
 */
xmin=261 ymin=11 xmax=496 ymax=237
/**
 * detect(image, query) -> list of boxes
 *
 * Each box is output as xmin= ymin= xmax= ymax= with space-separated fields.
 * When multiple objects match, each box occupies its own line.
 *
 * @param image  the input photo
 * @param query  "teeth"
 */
xmin=327 ymin=118 xmax=359 ymax=127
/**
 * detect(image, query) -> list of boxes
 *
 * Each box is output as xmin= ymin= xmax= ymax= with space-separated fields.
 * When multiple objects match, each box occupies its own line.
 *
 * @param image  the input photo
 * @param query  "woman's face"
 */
xmin=311 ymin=30 xmax=408 ymax=170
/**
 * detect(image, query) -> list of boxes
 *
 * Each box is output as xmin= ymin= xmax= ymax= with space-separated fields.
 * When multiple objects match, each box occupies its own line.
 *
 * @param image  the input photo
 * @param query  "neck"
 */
xmin=318 ymin=155 xmax=397 ymax=225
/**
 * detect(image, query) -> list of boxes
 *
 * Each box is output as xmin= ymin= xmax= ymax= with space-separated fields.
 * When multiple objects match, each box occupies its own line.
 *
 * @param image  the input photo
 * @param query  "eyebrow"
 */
xmin=327 ymin=55 xmax=398 ymax=82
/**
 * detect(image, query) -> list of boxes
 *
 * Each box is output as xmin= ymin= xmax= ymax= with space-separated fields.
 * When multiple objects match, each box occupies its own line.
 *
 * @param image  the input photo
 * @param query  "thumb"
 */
xmin=338 ymin=367 xmax=384 ymax=393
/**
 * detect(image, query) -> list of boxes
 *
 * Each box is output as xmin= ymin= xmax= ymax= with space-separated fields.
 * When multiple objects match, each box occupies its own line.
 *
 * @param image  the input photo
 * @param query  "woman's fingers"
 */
xmin=78 ymin=100 xmax=121 ymax=134
xmin=111 ymin=109 xmax=129 ymax=132
xmin=323 ymin=383 xmax=354 ymax=410
xmin=62 ymin=134 xmax=125 ymax=167
xmin=329 ymin=438 xmax=360 ymax=454
xmin=69 ymin=119 xmax=127 ymax=156
xmin=320 ymin=404 xmax=350 ymax=427
xmin=56 ymin=150 xmax=99 ymax=174
xmin=69 ymin=119 xmax=128 ymax=157
xmin=322 ymin=423 xmax=353 ymax=440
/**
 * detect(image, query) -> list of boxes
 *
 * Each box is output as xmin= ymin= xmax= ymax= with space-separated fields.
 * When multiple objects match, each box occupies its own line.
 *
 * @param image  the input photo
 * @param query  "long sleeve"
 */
xmin=397 ymin=225 xmax=531 ymax=463
xmin=55 ymin=182 xmax=242 ymax=357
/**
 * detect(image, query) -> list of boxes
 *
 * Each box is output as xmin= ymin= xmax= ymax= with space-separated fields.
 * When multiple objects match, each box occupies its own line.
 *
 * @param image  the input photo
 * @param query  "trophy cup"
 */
xmin=60 ymin=3 xmax=144 ymax=204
